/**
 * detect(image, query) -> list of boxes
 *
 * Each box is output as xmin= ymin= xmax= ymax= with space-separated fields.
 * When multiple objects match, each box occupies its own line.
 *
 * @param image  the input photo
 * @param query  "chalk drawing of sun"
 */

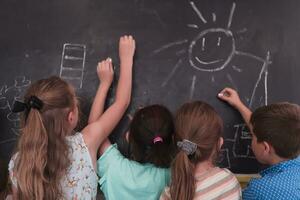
xmin=152 ymin=1 xmax=272 ymax=167
xmin=153 ymin=1 xmax=271 ymax=109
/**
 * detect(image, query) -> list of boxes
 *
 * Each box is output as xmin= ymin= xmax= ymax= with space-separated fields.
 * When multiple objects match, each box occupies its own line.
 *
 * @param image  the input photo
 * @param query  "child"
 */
xmin=8 ymin=35 xmax=135 ymax=199
xmin=95 ymin=104 xmax=175 ymax=200
xmin=160 ymin=101 xmax=241 ymax=200
xmin=218 ymin=87 xmax=300 ymax=200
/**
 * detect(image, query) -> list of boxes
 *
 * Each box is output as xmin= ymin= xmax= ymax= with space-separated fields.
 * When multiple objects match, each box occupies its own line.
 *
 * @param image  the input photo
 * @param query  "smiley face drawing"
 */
xmin=189 ymin=28 xmax=235 ymax=72
xmin=151 ymin=1 xmax=271 ymax=169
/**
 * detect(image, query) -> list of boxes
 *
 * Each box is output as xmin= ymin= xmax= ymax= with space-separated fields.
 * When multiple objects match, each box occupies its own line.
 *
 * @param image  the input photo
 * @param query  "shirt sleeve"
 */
xmin=242 ymin=180 xmax=258 ymax=200
xmin=8 ymin=155 xmax=17 ymax=188
xmin=159 ymin=187 xmax=171 ymax=200
xmin=97 ymin=144 xmax=123 ymax=179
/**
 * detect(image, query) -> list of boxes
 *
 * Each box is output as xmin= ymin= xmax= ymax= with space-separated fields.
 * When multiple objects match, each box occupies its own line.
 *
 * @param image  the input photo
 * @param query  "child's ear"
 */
xmin=68 ymin=110 xmax=75 ymax=123
xmin=262 ymin=141 xmax=271 ymax=155
xmin=218 ymin=137 xmax=224 ymax=150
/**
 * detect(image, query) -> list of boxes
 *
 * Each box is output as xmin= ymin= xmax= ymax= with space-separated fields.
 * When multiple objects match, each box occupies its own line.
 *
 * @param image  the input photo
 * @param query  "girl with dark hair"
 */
xmin=160 ymin=101 xmax=241 ymax=200
xmin=97 ymin=104 xmax=175 ymax=200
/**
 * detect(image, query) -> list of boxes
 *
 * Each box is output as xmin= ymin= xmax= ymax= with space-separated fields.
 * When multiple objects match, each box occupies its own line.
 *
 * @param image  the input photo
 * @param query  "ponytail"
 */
xmin=16 ymin=109 xmax=50 ymax=199
xmin=170 ymin=151 xmax=195 ymax=200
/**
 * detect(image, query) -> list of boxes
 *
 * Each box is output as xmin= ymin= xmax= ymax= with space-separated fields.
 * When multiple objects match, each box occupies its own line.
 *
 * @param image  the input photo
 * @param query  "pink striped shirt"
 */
xmin=160 ymin=167 xmax=241 ymax=200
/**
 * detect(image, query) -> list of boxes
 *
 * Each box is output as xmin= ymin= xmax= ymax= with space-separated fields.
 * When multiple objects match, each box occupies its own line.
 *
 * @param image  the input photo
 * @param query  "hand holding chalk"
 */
xmin=218 ymin=87 xmax=243 ymax=109
xmin=119 ymin=35 xmax=135 ymax=65
xmin=97 ymin=57 xmax=114 ymax=88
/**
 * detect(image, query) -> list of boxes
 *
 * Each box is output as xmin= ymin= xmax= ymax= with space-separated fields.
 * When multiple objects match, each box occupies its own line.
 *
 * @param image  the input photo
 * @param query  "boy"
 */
xmin=218 ymin=87 xmax=300 ymax=200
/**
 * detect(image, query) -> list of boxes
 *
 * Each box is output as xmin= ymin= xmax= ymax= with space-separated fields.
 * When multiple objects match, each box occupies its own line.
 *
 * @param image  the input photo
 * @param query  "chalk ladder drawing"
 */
xmin=0 ymin=76 xmax=31 ymax=144
xmin=151 ymin=1 xmax=272 ymax=166
xmin=60 ymin=43 xmax=86 ymax=89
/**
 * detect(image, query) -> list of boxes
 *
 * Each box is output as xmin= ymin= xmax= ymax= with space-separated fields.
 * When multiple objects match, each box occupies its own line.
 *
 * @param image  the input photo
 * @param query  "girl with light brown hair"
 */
xmin=160 ymin=101 xmax=241 ymax=200
xmin=8 ymin=35 xmax=135 ymax=199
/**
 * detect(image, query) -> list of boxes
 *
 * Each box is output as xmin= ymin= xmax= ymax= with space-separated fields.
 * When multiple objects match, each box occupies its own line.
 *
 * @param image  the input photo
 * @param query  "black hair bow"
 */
xmin=12 ymin=96 xmax=44 ymax=114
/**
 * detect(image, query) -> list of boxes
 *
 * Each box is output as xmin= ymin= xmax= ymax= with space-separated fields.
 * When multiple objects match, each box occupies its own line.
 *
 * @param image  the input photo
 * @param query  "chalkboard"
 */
xmin=1 ymin=0 xmax=300 ymax=173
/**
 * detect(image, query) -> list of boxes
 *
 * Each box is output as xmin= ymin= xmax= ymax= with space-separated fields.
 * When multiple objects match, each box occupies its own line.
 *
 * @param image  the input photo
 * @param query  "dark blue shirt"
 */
xmin=243 ymin=156 xmax=300 ymax=200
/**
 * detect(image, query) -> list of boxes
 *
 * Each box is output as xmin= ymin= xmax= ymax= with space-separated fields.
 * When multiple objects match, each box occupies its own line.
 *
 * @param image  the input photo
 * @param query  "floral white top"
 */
xmin=8 ymin=132 xmax=98 ymax=200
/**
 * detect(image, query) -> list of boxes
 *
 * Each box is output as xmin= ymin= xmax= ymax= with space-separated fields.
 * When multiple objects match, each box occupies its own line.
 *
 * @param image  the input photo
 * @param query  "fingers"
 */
xmin=218 ymin=88 xmax=235 ymax=97
xmin=97 ymin=58 xmax=113 ymax=72
xmin=119 ymin=35 xmax=136 ymax=48
xmin=217 ymin=87 xmax=237 ymax=102
xmin=120 ymin=35 xmax=134 ymax=41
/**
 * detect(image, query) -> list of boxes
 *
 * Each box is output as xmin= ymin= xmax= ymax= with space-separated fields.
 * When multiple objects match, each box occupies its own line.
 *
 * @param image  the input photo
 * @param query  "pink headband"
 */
xmin=153 ymin=136 xmax=163 ymax=144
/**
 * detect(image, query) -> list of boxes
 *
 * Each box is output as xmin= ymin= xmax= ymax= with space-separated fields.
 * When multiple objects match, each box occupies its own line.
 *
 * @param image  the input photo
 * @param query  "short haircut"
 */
xmin=250 ymin=102 xmax=300 ymax=159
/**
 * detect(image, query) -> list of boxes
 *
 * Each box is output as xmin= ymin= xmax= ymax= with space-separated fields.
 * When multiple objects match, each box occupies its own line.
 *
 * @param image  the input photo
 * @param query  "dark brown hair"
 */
xmin=129 ymin=104 xmax=175 ymax=168
xmin=170 ymin=101 xmax=223 ymax=200
xmin=250 ymin=102 xmax=300 ymax=159
xmin=14 ymin=76 xmax=76 ymax=199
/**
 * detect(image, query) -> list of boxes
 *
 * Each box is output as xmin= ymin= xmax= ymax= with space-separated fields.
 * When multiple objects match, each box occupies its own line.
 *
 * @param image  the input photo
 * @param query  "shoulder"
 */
xmin=159 ymin=187 xmax=171 ymax=200
xmin=66 ymin=132 xmax=83 ymax=144
xmin=8 ymin=153 xmax=19 ymax=187
xmin=97 ymin=144 xmax=124 ymax=176
xmin=97 ymin=144 xmax=170 ymax=178
xmin=215 ymin=167 xmax=240 ymax=185
xmin=196 ymin=167 xmax=241 ymax=199
xmin=66 ymin=132 xmax=88 ymax=152
xmin=242 ymin=177 xmax=265 ymax=200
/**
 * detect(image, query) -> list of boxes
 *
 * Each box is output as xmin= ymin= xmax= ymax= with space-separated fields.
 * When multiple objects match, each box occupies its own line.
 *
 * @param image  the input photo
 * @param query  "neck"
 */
xmin=268 ymin=154 xmax=289 ymax=165
xmin=194 ymin=160 xmax=214 ymax=175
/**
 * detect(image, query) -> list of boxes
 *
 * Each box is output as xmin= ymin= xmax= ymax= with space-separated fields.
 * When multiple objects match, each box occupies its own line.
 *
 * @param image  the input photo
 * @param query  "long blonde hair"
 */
xmin=170 ymin=101 xmax=223 ymax=200
xmin=14 ymin=76 xmax=76 ymax=199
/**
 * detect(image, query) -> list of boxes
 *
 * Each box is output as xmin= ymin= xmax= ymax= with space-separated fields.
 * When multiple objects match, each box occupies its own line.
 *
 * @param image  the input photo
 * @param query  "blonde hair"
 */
xmin=14 ymin=76 xmax=76 ymax=199
xmin=170 ymin=101 xmax=223 ymax=200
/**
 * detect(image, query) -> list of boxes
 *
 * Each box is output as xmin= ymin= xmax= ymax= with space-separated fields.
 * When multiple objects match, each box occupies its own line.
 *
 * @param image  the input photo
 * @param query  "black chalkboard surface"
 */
xmin=1 ymin=0 xmax=300 ymax=173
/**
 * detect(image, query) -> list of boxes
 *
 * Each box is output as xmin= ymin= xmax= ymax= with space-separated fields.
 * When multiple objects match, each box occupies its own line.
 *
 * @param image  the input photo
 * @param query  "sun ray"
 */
xmin=202 ymin=37 xmax=205 ymax=51
xmin=176 ymin=49 xmax=186 ymax=56
xmin=235 ymin=51 xmax=266 ymax=63
xmin=227 ymin=2 xmax=236 ymax=29
xmin=190 ymin=1 xmax=207 ymax=24
xmin=236 ymin=28 xmax=247 ymax=34
xmin=226 ymin=73 xmax=238 ymax=91
xmin=187 ymin=24 xmax=199 ymax=29
xmin=211 ymin=75 xmax=215 ymax=83
xmin=212 ymin=13 xmax=216 ymax=22
xmin=152 ymin=39 xmax=188 ymax=55
xmin=189 ymin=75 xmax=197 ymax=99
xmin=161 ymin=59 xmax=183 ymax=87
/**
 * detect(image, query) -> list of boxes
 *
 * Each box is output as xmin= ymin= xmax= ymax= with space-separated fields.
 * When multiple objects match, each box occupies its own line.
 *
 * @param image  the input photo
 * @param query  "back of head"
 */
xmin=250 ymin=102 xmax=300 ymax=159
xmin=15 ymin=76 xmax=76 ymax=200
xmin=129 ymin=104 xmax=175 ymax=168
xmin=170 ymin=101 xmax=223 ymax=200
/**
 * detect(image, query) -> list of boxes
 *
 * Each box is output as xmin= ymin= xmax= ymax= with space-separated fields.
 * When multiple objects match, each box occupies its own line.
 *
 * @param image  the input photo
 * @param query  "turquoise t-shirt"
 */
xmin=97 ymin=144 xmax=170 ymax=200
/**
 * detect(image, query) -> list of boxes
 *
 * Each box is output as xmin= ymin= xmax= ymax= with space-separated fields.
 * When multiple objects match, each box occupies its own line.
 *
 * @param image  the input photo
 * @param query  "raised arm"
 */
xmin=82 ymin=35 xmax=135 ymax=162
xmin=218 ymin=87 xmax=252 ymax=128
xmin=88 ymin=58 xmax=114 ymax=124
